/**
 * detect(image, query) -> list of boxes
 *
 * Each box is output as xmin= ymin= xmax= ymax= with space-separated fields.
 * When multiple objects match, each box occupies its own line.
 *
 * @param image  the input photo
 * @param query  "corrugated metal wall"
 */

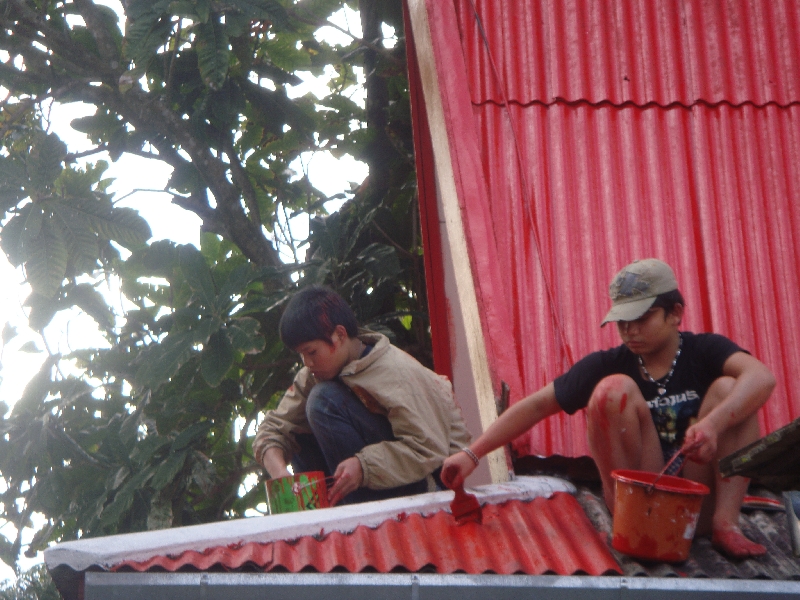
xmin=446 ymin=0 xmax=800 ymax=457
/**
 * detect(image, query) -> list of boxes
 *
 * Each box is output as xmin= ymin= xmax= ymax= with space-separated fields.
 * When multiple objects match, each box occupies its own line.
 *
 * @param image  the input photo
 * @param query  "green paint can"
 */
xmin=266 ymin=471 xmax=330 ymax=514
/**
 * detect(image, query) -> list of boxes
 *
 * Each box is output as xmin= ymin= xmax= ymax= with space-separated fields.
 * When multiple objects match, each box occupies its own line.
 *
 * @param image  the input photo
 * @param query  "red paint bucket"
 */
xmin=265 ymin=471 xmax=330 ymax=515
xmin=611 ymin=469 xmax=709 ymax=562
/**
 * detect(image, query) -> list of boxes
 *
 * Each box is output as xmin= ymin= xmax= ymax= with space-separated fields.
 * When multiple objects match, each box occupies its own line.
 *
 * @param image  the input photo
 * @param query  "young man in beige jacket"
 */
xmin=254 ymin=285 xmax=470 ymax=506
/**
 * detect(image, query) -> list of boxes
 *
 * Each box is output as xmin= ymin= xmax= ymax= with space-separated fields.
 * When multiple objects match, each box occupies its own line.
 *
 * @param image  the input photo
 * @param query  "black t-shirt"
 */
xmin=553 ymin=332 xmax=746 ymax=449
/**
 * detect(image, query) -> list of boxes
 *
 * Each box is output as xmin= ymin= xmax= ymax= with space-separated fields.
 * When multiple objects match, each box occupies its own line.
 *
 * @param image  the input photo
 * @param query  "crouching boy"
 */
xmin=442 ymin=259 xmax=775 ymax=559
xmin=254 ymin=285 xmax=471 ymax=506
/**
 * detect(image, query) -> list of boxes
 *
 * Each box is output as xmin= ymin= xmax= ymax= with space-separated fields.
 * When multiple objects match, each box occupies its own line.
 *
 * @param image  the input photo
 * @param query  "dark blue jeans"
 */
xmin=292 ymin=380 xmax=429 ymax=505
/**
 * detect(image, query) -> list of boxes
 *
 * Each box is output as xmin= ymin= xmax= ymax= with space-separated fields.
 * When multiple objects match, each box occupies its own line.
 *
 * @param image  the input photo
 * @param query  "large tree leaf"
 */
xmin=23 ymin=292 xmax=61 ymax=331
xmin=215 ymin=263 xmax=257 ymax=313
xmin=228 ymin=317 xmax=265 ymax=354
xmin=25 ymin=133 xmax=67 ymax=193
xmin=171 ymin=422 xmax=212 ymax=451
xmin=104 ymin=207 xmax=152 ymax=248
xmin=51 ymin=202 xmax=101 ymax=275
xmin=0 ymin=155 xmax=28 ymax=212
xmin=150 ymin=449 xmax=188 ymax=490
xmin=24 ymin=221 xmax=68 ymax=298
xmin=138 ymin=239 xmax=179 ymax=278
xmin=178 ymin=244 xmax=217 ymax=308
xmin=65 ymin=283 xmax=115 ymax=330
xmin=135 ymin=330 xmax=196 ymax=389
xmin=51 ymin=197 xmax=151 ymax=249
xmin=0 ymin=207 xmax=35 ymax=267
xmin=357 ymin=242 xmax=401 ymax=284
xmin=2 ymin=322 xmax=18 ymax=345
xmin=122 ymin=4 xmax=173 ymax=69
xmin=195 ymin=18 xmax=229 ymax=90
xmin=200 ymin=329 xmax=234 ymax=387
xmin=99 ymin=466 xmax=155 ymax=527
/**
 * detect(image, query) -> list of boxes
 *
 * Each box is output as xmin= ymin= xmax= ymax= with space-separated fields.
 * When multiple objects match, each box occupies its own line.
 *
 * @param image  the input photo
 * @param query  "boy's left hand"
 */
xmin=328 ymin=457 xmax=363 ymax=506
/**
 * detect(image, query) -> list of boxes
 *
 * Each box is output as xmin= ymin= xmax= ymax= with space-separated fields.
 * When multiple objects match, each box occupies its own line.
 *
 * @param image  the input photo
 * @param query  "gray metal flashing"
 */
xmin=84 ymin=572 xmax=800 ymax=600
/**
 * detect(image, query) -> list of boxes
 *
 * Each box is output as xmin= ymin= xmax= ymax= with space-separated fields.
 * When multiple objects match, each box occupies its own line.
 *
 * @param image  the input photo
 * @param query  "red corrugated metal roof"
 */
xmin=455 ymin=0 xmax=800 ymax=107
xmin=415 ymin=0 xmax=800 ymax=458
xmin=111 ymin=493 xmax=620 ymax=576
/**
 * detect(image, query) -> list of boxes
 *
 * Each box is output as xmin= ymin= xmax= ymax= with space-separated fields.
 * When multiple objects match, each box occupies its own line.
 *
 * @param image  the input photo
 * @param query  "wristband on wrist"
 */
xmin=461 ymin=446 xmax=480 ymax=467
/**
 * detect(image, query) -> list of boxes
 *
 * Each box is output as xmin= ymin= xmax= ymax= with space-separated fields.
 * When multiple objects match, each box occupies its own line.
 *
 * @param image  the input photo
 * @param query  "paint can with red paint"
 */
xmin=266 ymin=471 xmax=330 ymax=515
xmin=611 ymin=469 xmax=709 ymax=562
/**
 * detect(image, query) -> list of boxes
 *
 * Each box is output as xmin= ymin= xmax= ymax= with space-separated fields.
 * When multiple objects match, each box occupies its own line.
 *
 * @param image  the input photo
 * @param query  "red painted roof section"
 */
xmin=456 ymin=0 xmax=800 ymax=107
xmin=112 ymin=493 xmax=620 ymax=576
xmin=415 ymin=0 xmax=800 ymax=458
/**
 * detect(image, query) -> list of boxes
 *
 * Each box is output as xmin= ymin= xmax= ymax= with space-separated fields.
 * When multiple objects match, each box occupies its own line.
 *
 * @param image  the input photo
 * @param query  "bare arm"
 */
xmin=441 ymin=383 xmax=562 ymax=488
xmin=683 ymin=351 xmax=775 ymax=462
xmin=261 ymin=446 xmax=293 ymax=480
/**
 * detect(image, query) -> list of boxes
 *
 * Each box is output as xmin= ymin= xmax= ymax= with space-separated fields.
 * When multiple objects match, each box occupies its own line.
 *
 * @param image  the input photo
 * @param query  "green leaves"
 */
xmin=24 ymin=220 xmax=68 ymax=298
xmin=179 ymin=244 xmax=217 ymax=308
xmin=0 ymin=132 xmax=152 ymax=311
xmin=133 ymin=243 xmax=268 ymax=390
xmin=0 ymin=0 xmax=424 ymax=573
xmin=26 ymin=133 xmax=66 ymax=193
xmin=201 ymin=330 xmax=235 ymax=387
xmin=196 ymin=18 xmax=230 ymax=90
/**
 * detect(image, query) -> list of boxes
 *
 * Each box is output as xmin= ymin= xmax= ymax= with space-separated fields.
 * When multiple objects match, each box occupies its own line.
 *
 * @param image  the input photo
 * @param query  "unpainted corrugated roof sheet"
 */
xmin=111 ymin=493 xmax=620 ymax=576
xmin=455 ymin=0 xmax=800 ymax=107
xmin=574 ymin=486 xmax=800 ymax=580
xmin=420 ymin=0 xmax=800 ymax=459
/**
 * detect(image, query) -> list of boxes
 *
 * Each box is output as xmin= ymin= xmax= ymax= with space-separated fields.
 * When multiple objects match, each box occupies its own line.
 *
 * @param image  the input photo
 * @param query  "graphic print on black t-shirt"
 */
xmin=647 ymin=389 xmax=702 ymax=448
xmin=553 ymin=332 xmax=747 ymax=451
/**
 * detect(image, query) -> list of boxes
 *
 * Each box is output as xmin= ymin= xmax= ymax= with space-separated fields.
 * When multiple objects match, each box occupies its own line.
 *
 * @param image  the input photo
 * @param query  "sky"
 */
xmin=0 ymin=2 xmax=376 ymax=583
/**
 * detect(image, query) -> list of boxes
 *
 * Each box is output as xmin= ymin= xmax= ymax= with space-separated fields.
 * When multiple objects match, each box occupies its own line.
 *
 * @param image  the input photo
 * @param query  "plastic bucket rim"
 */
xmin=612 ymin=468 xmax=710 ymax=496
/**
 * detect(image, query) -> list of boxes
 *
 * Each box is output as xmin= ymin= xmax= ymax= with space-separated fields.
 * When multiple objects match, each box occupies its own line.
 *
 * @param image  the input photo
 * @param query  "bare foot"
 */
xmin=712 ymin=524 xmax=766 ymax=559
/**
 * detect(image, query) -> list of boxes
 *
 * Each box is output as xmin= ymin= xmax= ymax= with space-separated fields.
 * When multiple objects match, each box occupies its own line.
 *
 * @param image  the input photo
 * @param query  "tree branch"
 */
xmin=286 ymin=5 xmax=404 ymax=67
xmin=223 ymin=135 xmax=261 ymax=226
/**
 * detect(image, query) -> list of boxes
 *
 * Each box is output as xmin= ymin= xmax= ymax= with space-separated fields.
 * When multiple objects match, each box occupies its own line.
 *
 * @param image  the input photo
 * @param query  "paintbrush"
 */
xmin=292 ymin=475 xmax=338 ymax=495
xmin=450 ymin=483 xmax=482 ymax=524
xmin=646 ymin=439 xmax=703 ymax=492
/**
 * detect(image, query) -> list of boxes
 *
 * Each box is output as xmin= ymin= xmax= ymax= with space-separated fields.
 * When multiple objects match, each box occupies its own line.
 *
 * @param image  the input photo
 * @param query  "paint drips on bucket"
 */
xmin=611 ymin=469 xmax=709 ymax=562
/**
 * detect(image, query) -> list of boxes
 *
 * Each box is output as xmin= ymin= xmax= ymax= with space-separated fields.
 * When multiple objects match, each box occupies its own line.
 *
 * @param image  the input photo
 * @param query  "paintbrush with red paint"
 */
xmin=646 ymin=438 xmax=703 ymax=492
xmin=450 ymin=483 xmax=482 ymax=524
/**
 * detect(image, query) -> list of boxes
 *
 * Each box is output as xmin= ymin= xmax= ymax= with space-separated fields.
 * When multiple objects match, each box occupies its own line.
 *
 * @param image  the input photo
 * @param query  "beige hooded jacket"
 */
xmin=253 ymin=332 xmax=471 ymax=490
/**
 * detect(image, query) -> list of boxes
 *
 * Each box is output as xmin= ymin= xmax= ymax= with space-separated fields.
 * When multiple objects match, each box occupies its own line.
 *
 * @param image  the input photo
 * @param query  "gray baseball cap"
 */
xmin=600 ymin=259 xmax=678 ymax=327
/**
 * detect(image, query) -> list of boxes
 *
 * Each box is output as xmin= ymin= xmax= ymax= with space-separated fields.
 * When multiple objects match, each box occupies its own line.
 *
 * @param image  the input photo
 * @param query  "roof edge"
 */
xmin=45 ymin=476 xmax=575 ymax=572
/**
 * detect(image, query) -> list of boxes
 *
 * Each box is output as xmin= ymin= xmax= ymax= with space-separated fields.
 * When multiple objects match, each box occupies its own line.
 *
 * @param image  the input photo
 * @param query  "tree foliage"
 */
xmin=0 ymin=0 xmax=427 ymax=572
xmin=0 ymin=564 xmax=58 ymax=600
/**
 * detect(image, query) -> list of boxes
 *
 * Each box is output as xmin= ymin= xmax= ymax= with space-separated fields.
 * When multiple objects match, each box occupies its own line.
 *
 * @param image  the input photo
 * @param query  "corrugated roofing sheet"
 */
xmin=575 ymin=486 xmax=800 ymax=580
xmin=455 ymin=0 xmax=800 ymax=107
xmin=418 ymin=0 xmax=800 ymax=458
xmin=111 ymin=493 xmax=620 ymax=576
xmin=474 ymin=101 xmax=800 ymax=458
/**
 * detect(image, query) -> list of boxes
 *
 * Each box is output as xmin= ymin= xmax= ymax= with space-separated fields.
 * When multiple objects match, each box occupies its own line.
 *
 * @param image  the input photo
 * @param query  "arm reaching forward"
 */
xmin=441 ymin=383 xmax=562 ymax=489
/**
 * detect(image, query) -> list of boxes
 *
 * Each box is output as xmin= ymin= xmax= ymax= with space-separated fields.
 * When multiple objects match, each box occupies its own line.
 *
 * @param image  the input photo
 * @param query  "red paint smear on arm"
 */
xmin=619 ymin=393 xmax=628 ymax=413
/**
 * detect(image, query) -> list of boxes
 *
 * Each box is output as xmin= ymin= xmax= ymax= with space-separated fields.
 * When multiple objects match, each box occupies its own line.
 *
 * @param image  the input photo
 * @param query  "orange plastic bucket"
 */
xmin=265 ymin=471 xmax=330 ymax=515
xmin=611 ymin=469 xmax=709 ymax=562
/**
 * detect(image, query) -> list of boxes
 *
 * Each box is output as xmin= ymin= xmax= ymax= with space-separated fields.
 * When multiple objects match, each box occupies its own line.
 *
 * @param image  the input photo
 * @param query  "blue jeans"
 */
xmin=292 ymin=380 xmax=429 ymax=505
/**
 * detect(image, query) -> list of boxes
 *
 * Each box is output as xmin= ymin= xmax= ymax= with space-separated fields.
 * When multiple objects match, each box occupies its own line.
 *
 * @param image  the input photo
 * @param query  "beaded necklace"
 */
xmin=638 ymin=333 xmax=682 ymax=397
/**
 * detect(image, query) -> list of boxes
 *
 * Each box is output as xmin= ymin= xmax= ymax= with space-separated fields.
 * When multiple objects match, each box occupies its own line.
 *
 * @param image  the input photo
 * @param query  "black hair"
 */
xmin=279 ymin=285 xmax=359 ymax=350
xmin=651 ymin=289 xmax=685 ymax=315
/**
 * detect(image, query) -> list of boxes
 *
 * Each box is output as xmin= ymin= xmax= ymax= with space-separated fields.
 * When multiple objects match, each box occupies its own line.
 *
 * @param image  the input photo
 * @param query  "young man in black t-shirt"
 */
xmin=442 ymin=259 xmax=776 ymax=559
